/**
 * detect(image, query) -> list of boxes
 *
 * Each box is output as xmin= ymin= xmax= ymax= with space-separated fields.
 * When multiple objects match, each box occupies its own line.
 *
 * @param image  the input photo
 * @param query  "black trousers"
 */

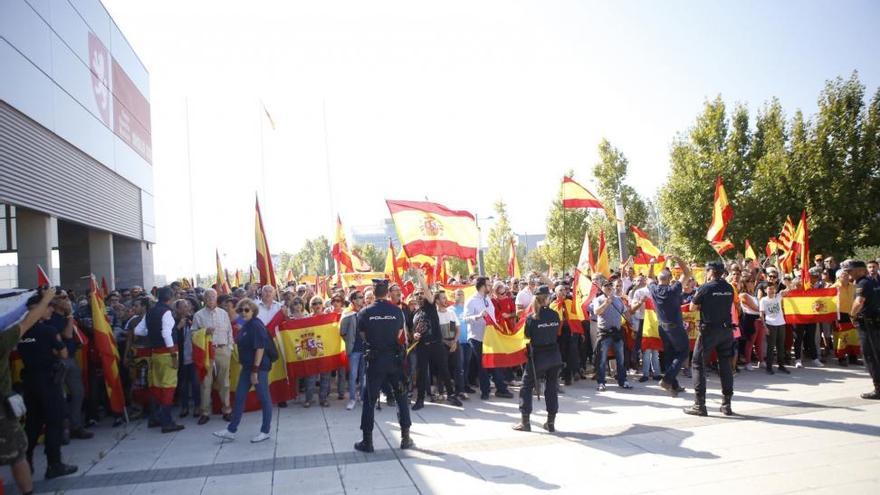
xmin=24 ymin=373 xmax=65 ymax=465
xmin=558 ymin=325 xmax=581 ymax=381
xmin=416 ymin=341 xmax=454 ymax=401
xmin=520 ymin=365 xmax=560 ymax=416
xmin=858 ymin=319 xmax=880 ymax=389
xmin=793 ymin=324 xmax=817 ymax=361
xmin=361 ymin=355 xmax=411 ymax=434
xmin=692 ymin=328 xmax=735 ymax=401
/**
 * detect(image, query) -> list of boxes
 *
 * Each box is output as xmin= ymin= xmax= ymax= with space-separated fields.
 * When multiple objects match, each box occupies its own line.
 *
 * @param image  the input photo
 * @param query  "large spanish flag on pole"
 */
xmin=482 ymin=314 xmax=528 ymax=368
xmin=631 ymin=226 xmax=662 ymax=258
xmin=793 ymin=210 xmax=811 ymax=288
xmin=594 ymin=231 xmax=611 ymax=278
xmin=783 ymin=288 xmax=838 ymax=324
xmin=332 ymin=215 xmax=369 ymax=273
xmin=561 ymin=177 xmax=604 ymax=210
xmin=215 ymin=249 xmax=230 ymax=294
xmin=89 ymin=276 xmax=125 ymax=414
xmin=706 ymin=176 xmax=734 ymax=255
xmin=507 ymin=237 xmax=520 ymax=278
xmin=639 ymin=299 xmax=665 ymax=351
xmin=384 ymin=238 xmax=405 ymax=290
xmin=386 ymin=200 xmax=479 ymax=260
xmin=255 ymin=195 xmax=277 ymax=288
xmin=279 ymin=313 xmax=347 ymax=379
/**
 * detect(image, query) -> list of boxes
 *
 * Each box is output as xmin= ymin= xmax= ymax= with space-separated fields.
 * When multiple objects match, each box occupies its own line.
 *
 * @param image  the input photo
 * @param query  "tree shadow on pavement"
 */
xmin=740 ymin=415 xmax=880 ymax=438
xmin=406 ymin=447 xmax=562 ymax=491
xmin=558 ymin=424 xmax=720 ymax=460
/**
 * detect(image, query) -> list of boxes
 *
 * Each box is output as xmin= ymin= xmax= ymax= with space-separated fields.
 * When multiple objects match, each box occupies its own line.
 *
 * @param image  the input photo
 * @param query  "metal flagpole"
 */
xmin=185 ymin=97 xmax=198 ymax=281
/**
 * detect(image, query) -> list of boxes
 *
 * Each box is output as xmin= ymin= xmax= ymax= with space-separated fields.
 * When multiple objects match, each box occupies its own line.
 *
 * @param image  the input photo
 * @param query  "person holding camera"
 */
xmin=590 ymin=280 xmax=634 ymax=391
xmin=17 ymin=289 xmax=79 ymax=479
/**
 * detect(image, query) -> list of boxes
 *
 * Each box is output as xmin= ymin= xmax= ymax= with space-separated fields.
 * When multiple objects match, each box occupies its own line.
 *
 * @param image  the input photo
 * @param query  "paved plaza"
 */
xmin=5 ymin=365 xmax=880 ymax=494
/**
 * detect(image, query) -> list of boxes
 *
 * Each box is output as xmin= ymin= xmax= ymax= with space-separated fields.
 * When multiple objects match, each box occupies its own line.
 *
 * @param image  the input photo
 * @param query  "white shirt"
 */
xmin=193 ymin=306 xmax=234 ymax=346
xmin=759 ymin=294 xmax=785 ymax=326
xmin=515 ymin=288 xmax=534 ymax=308
xmin=257 ymin=300 xmax=282 ymax=326
xmin=464 ymin=294 xmax=495 ymax=342
xmin=630 ymin=286 xmax=651 ymax=319
xmin=133 ymin=308 xmax=175 ymax=348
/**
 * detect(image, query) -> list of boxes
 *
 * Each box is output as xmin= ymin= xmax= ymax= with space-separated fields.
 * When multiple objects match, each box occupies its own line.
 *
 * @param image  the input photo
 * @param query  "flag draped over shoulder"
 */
xmin=639 ymin=299 xmax=665 ymax=351
xmin=191 ymin=328 xmax=214 ymax=383
xmin=255 ymin=195 xmax=277 ymax=288
xmin=561 ymin=177 xmax=604 ymax=210
xmin=706 ymin=176 xmax=734 ymax=255
xmin=386 ymin=200 xmax=479 ymax=260
xmin=783 ymin=288 xmax=837 ymax=324
xmin=89 ymin=277 xmax=125 ymax=414
xmin=482 ymin=313 xmax=527 ymax=368
xmin=279 ymin=313 xmax=347 ymax=379
xmin=631 ymin=226 xmax=662 ymax=258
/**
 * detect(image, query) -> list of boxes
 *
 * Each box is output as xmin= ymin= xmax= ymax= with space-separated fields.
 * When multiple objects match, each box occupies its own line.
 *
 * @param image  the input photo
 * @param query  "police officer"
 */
xmin=355 ymin=279 xmax=413 ymax=452
xmin=844 ymin=260 xmax=880 ymax=399
xmin=18 ymin=290 xmax=78 ymax=479
xmin=514 ymin=285 xmax=563 ymax=433
xmin=685 ymin=261 xmax=736 ymax=417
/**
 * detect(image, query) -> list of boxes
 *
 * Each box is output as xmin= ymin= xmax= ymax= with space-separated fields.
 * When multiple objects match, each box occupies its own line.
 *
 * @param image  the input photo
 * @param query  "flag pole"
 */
xmin=185 ymin=97 xmax=198 ymax=282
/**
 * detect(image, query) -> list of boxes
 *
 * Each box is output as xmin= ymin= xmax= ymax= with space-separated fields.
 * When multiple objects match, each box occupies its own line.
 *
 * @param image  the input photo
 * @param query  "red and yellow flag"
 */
xmin=507 ymin=237 xmax=520 ymax=278
xmin=633 ymin=252 xmax=666 ymax=277
xmin=386 ymin=200 xmax=479 ymax=260
xmin=341 ymin=271 xmax=385 ymax=290
xmin=765 ymin=237 xmax=780 ymax=258
xmin=481 ymin=314 xmax=527 ymax=368
xmin=561 ymin=176 xmax=604 ymax=209
xmin=384 ymin=239 xmax=405 ymax=290
xmin=37 ymin=264 xmax=51 ymax=287
xmin=101 ymin=276 xmax=110 ymax=298
xmin=793 ymin=210 xmax=811 ymax=288
xmin=594 ymin=231 xmax=611 ymax=278
xmin=782 ymin=288 xmax=838 ymax=324
xmin=234 ymin=269 xmax=242 ymax=287
xmin=682 ymin=303 xmax=700 ymax=349
xmin=440 ymin=283 xmax=477 ymax=305
xmin=631 ymin=226 xmax=662 ymax=258
xmin=639 ymin=299 xmax=665 ymax=351
xmin=279 ymin=313 xmax=347 ymax=379
xmin=215 ymin=249 xmax=230 ymax=295
xmin=89 ymin=276 xmax=125 ymax=414
xmin=332 ymin=215 xmax=370 ymax=273
xmin=706 ymin=176 xmax=734 ymax=250
xmin=191 ymin=328 xmax=214 ymax=383
xmin=255 ymin=195 xmax=277 ymax=288
xmin=550 ymin=298 xmax=583 ymax=334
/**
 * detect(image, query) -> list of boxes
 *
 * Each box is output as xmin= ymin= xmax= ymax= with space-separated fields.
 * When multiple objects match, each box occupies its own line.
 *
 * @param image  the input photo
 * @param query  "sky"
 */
xmin=100 ymin=0 xmax=880 ymax=279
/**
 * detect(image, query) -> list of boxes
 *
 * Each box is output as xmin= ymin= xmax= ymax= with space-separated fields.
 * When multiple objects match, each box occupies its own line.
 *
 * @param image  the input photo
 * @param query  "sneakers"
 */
xmin=620 ymin=382 xmax=633 ymax=389
xmin=683 ymin=404 xmax=708 ymax=417
xmin=860 ymin=390 xmax=880 ymax=400
xmin=597 ymin=383 xmax=607 ymax=392
xmin=457 ymin=392 xmax=469 ymax=401
xmin=213 ymin=429 xmax=236 ymax=441
xmin=45 ymin=462 xmax=78 ymax=480
xmin=795 ymin=360 xmax=803 ymax=368
xmin=495 ymin=390 xmax=514 ymax=399
xmin=745 ymin=363 xmax=754 ymax=371
xmin=811 ymin=359 xmax=824 ymax=367
xmin=447 ymin=395 xmax=463 ymax=407
xmin=346 ymin=400 xmax=356 ymax=410
xmin=638 ymin=376 xmax=649 ymax=383
xmin=251 ymin=432 xmax=271 ymax=443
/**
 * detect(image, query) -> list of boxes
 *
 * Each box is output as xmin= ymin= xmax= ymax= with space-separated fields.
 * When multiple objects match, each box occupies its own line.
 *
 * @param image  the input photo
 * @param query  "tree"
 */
xmin=484 ymin=201 xmax=521 ymax=277
xmin=525 ymin=245 xmax=549 ymax=273
xmin=290 ymin=236 xmax=332 ymax=276
xmin=352 ymin=244 xmax=385 ymax=272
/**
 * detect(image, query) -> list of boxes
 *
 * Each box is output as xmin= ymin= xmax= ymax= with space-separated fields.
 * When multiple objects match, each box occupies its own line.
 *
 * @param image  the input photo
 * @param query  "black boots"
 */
xmin=720 ymin=395 xmax=734 ymax=416
xmin=684 ymin=397 xmax=708 ymax=417
xmin=512 ymin=414 xmax=531 ymax=432
xmin=45 ymin=462 xmax=78 ymax=480
xmin=354 ymin=433 xmax=374 ymax=453
xmin=860 ymin=388 xmax=880 ymax=400
xmin=400 ymin=428 xmax=414 ymax=449
xmin=542 ymin=414 xmax=556 ymax=433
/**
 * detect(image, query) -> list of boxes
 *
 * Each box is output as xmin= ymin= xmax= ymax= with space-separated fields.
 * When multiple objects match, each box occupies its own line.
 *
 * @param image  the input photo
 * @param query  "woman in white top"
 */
xmin=737 ymin=276 xmax=761 ymax=371
xmin=759 ymin=280 xmax=790 ymax=375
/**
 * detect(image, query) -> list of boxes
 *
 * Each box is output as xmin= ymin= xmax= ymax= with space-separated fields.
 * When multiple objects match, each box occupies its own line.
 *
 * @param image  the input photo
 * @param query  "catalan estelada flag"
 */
xmin=631 ymin=226 xmax=662 ymax=258
xmin=255 ymin=195 xmax=277 ymax=288
xmin=191 ymin=328 xmax=214 ymax=383
xmin=782 ymin=288 xmax=838 ymax=324
xmin=638 ymin=299 xmax=665 ymax=351
xmin=705 ymin=176 xmax=734 ymax=255
xmin=386 ymin=200 xmax=479 ymax=260
xmin=89 ymin=276 xmax=125 ymax=414
xmin=561 ymin=176 xmax=604 ymax=209
xmin=481 ymin=314 xmax=527 ymax=368
xmin=279 ymin=313 xmax=347 ymax=379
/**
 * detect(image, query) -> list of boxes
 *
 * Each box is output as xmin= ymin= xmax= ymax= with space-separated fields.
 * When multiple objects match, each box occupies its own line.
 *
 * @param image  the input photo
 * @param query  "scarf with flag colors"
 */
xmin=561 ymin=176 xmax=604 ymax=209
xmin=481 ymin=313 xmax=528 ymax=368
xmin=89 ymin=277 xmax=125 ymax=414
xmin=279 ymin=312 xmax=347 ymax=379
xmin=386 ymin=200 xmax=479 ymax=260
xmin=782 ymin=288 xmax=838 ymax=324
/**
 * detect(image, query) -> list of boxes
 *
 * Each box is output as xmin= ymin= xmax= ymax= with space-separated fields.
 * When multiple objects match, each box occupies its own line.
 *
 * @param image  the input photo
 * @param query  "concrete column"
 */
xmin=58 ymin=220 xmax=91 ymax=292
xmin=15 ymin=208 xmax=53 ymax=288
xmin=113 ymin=235 xmax=155 ymax=289
xmin=89 ymin=230 xmax=114 ymax=291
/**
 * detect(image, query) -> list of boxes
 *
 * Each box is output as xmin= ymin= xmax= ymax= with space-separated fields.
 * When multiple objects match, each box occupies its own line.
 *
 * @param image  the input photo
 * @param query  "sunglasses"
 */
xmin=768 ymin=275 xmax=778 ymax=279
xmin=237 ymin=308 xmax=251 ymax=314
xmin=311 ymin=302 xmax=322 ymax=307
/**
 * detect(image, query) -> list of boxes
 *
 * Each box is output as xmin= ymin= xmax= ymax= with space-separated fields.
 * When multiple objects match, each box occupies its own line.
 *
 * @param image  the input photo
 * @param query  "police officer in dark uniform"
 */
xmin=685 ymin=261 xmax=736 ymax=417
xmin=354 ymin=279 xmax=413 ymax=452
xmin=844 ymin=260 xmax=880 ymax=399
xmin=514 ymin=285 xmax=563 ymax=433
xmin=18 ymin=291 xmax=78 ymax=479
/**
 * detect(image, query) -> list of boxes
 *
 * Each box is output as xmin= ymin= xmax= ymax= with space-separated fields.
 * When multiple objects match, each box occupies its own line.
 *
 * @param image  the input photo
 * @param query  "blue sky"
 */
xmin=102 ymin=0 xmax=880 ymax=278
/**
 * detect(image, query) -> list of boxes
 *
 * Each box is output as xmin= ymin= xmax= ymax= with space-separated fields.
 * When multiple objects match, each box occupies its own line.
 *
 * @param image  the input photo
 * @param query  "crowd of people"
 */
xmin=1 ymin=254 xmax=879 ymax=494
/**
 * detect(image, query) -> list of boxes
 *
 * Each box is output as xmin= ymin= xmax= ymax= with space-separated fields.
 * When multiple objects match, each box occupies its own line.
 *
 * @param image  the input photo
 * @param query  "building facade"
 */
xmin=1 ymin=0 xmax=154 ymax=290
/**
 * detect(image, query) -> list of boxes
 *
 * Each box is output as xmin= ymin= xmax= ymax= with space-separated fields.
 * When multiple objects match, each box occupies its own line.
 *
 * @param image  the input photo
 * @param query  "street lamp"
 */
xmin=475 ymin=214 xmax=495 ymax=276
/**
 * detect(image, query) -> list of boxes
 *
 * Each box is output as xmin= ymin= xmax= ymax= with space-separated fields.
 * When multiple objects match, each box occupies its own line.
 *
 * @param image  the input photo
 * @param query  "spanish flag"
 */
xmin=631 ymin=226 xmax=662 ymax=258
xmin=89 ymin=276 xmax=125 ymax=414
xmin=255 ymin=195 xmax=277 ymax=288
xmin=440 ymin=283 xmax=478 ymax=305
xmin=632 ymin=252 xmax=665 ymax=276
xmin=561 ymin=176 xmax=604 ymax=210
xmin=481 ymin=314 xmax=527 ymax=368
xmin=384 ymin=239 xmax=405 ymax=289
xmin=386 ymin=200 xmax=479 ymax=260
xmin=765 ymin=237 xmax=780 ymax=258
xmin=550 ymin=298 xmax=583 ymax=335
xmin=332 ymin=215 xmax=370 ymax=273
xmin=234 ymin=269 xmax=242 ymax=287
xmin=682 ymin=303 xmax=700 ymax=350
xmin=782 ymin=288 xmax=838 ymax=324
xmin=639 ymin=299 xmax=665 ymax=351
xmin=279 ymin=313 xmax=347 ymax=379
xmin=793 ymin=210 xmax=811 ymax=288
xmin=744 ymin=239 xmax=757 ymax=262
xmin=101 ymin=276 xmax=110 ymax=298
xmin=341 ymin=271 xmax=386 ymax=289
xmin=191 ymin=328 xmax=214 ymax=383
xmin=594 ymin=231 xmax=611 ymax=277
xmin=571 ymin=229 xmax=595 ymax=320
xmin=9 ymin=350 xmax=23 ymax=385
xmin=215 ymin=249 xmax=230 ymax=294
xmin=705 ymin=176 xmax=733 ymax=254
xmin=507 ymin=237 xmax=520 ymax=278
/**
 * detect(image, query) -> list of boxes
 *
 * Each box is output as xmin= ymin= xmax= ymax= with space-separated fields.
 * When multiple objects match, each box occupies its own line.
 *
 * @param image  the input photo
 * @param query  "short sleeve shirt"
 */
xmin=693 ymin=279 xmax=734 ymax=326
xmin=649 ymin=282 xmax=684 ymax=327
xmin=759 ymin=294 xmax=785 ymax=326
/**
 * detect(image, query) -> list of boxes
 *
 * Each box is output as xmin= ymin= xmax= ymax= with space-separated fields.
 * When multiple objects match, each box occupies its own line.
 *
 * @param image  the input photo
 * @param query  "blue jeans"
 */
xmin=227 ymin=369 xmax=271 ymax=434
xmin=597 ymin=335 xmax=626 ymax=385
xmin=469 ymin=339 xmax=508 ymax=395
xmin=642 ymin=349 xmax=660 ymax=376
xmin=306 ymin=373 xmax=330 ymax=401
xmin=348 ymin=352 xmax=365 ymax=400
xmin=661 ymin=325 xmax=689 ymax=387
xmin=455 ymin=342 xmax=472 ymax=393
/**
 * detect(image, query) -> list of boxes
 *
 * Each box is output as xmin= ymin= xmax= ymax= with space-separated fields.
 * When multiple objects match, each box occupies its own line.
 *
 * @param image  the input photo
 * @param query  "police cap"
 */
xmin=534 ymin=285 xmax=551 ymax=297
xmin=706 ymin=261 xmax=725 ymax=273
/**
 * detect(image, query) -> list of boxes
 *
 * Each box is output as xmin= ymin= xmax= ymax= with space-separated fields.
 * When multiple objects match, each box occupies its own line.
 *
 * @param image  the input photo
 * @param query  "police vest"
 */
xmin=528 ymin=308 xmax=561 ymax=348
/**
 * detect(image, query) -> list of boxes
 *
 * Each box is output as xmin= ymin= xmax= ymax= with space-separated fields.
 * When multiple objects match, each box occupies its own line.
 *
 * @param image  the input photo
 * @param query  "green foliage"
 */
xmin=352 ymin=244 xmax=385 ymax=272
xmin=525 ymin=245 xmax=549 ymax=273
xmin=484 ymin=201 xmax=522 ymax=277
xmin=288 ymin=236 xmax=332 ymax=276
xmin=659 ymin=72 xmax=880 ymax=261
